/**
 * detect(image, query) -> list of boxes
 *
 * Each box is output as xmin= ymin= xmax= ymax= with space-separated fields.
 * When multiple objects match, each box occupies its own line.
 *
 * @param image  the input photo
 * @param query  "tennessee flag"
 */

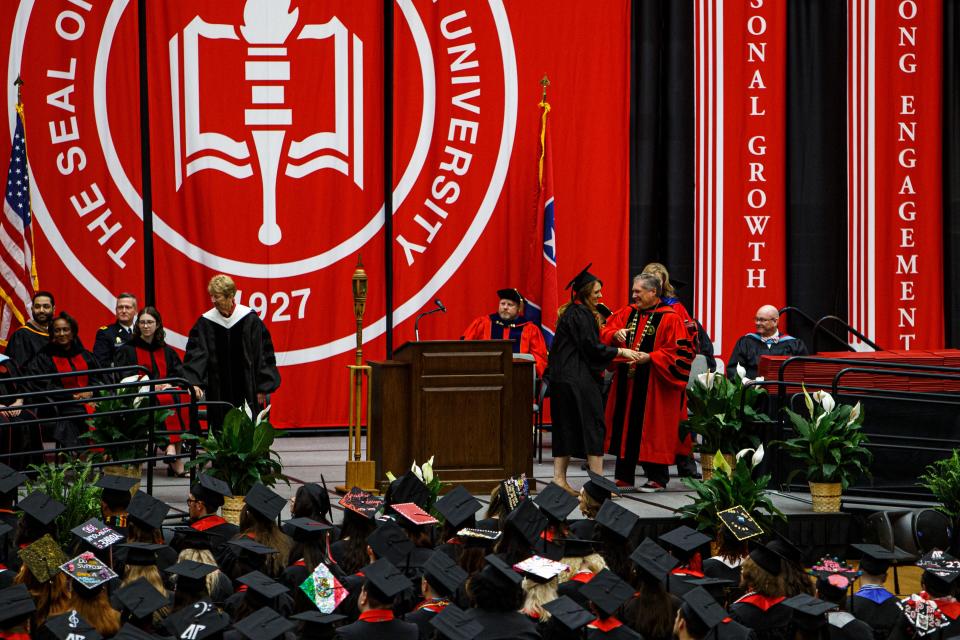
xmin=534 ymin=96 xmax=558 ymax=346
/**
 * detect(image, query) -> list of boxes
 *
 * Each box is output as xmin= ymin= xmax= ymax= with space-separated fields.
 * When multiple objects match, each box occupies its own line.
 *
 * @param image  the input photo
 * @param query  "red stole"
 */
xmin=53 ymin=352 xmax=88 ymax=388
xmin=358 ymin=610 xmax=395 ymax=623
xmin=736 ymin=593 xmax=786 ymax=611
xmin=135 ymin=344 xmax=168 ymax=378
xmin=192 ymin=515 xmax=227 ymax=531
xmin=589 ymin=617 xmax=622 ymax=631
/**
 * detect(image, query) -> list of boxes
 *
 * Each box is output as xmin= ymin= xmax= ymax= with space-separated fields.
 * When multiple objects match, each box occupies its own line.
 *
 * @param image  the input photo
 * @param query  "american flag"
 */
xmin=0 ymin=103 xmax=38 ymax=346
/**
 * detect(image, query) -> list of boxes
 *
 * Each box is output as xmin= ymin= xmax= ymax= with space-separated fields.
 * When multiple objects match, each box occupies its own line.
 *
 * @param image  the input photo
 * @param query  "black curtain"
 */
xmin=784 ymin=0 xmax=849 ymax=351
xmin=945 ymin=0 xmax=960 ymax=348
xmin=629 ymin=0 xmax=695 ymax=310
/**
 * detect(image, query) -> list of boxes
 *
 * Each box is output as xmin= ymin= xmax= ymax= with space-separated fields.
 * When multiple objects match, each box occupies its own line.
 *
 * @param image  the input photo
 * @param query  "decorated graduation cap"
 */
xmin=282 ymin=517 xmax=333 ymax=543
xmin=681 ymin=587 xmax=729 ymax=633
xmin=363 ymin=557 xmax=413 ymax=600
xmin=191 ymin=473 xmax=232 ymax=510
xmin=917 ymin=549 xmax=960 ymax=592
xmin=117 ymin=543 xmax=168 ymax=567
xmin=17 ymin=491 xmax=65 ymax=526
xmin=566 ymin=263 xmax=602 ymax=294
xmin=94 ymin=473 xmax=138 ymax=500
xmin=543 ymin=595 xmax=596 ymax=633
xmin=481 ymin=553 xmax=522 ymax=588
xmin=237 ymin=570 xmax=290 ymax=601
xmin=60 ymin=551 xmax=118 ymax=591
xmin=456 ymin=527 xmax=501 ymax=548
xmin=580 ymin=568 xmax=634 ymax=618
xmin=533 ymin=483 xmax=579 ymax=523
xmin=244 ymin=483 xmax=286 ymax=521
xmin=36 ymin=610 xmax=103 ymax=640
xmin=717 ymin=506 xmax=763 ymax=541
xmin=659 ymin=525 xmax=712 ymax=557
xmin=232 ymin=606 xmax=295 ymax=640
xmin=851 ymin=543 xmax=914 ymax=575
xmin=583 ymin=471 xmax=621 ymax=504
xmin=127 ymin=491 xmax=170 ymax=530
xmin=630 ymin=538 xmax=679 ymax=583
xmin=163 ymin=600 xmax=231 ymax=640
xmin=595 ymin=499 xmax=639 ymax=540
xmin=497 ymin=288 xmax=524 ymax=305
xmin=781 ymin=594 xmax=834 ymax=631
xmin=503 ymin=498 xmax=549 ymax=546
xmin=809 ymin=556 xmax=860 ymax=599
xmin=435 ymin=485 xmax=481 ymax=529
xmin=430 ymin=603 xmax=484 ymax=640
xmin=513 ymin=555 xmax=569 ymax=584
xmin=0 ymin=462 xmax=27 ymax=496
xmin=0 ymin=584 xmax=36 ymax=625
xmin=71 ymin=518 xmax=123 ymax=551
xmin=391 ymin=502 xmax=439 ymax=527
xmin=299 ymin=562 xmax=349 ymax=614
xmin=19 ymin=534 xmax=68 ymax=583
xmin=424 ymin=550 xmax=469 ymax=595
xmin=338 ymin=487 xmax=383 ymax=520
xmin=498 ymin=475 xmax=529 ymax=513
xmin=111 ymin=577 xmax=169 ymax=620
xmin=165 ymin=560 xmax=217 ymax=592
xmin=386 ymin=472 xmax=430 ymax=510
xmin=366 ymin=520 xmax=415 ymax=565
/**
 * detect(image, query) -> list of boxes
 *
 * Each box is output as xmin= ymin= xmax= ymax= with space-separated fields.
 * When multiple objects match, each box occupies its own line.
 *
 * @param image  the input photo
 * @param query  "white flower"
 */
xmin=713 ymin=451 xmax=732 ymax=477
xmin=422 ymin=456 xmax=435 ymax=483
xmin=411 ymin=460 xmax=424 ymax=481
xmin=242 ymin=401 xmax=254 ymax=421
xmin=752 ymin=444 xmax=765 ymax=467
xmin=735 ymin=364 xmax=747 ymax=380
xmin=813 ymin=390 xmax=835 ymax=413
xmin=697 ymin=371 xmax=716 ymax=390
xmin=755 ymin=376 xmax=765 ymax=382
xmin=736 ymin=447 xmax=755 ymax=463
xmin=847 ymin=402 xmax=862 ymax=425
xmin=256 ymin=405 xmax=271 ymax=425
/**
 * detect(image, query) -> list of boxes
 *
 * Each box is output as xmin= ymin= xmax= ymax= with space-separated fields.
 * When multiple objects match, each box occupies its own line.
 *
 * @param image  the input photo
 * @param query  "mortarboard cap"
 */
xmin=504 ymin=498 xmax=548 ymax=546
xmin=659 ymin=525 xmax=712 ymax=555
xmin=390 ymin=502 xmax=439 ymax=527
xmin=299 ymin=562 xmax=349 ymax=613
xmin=18 ymin=534 xmax=68 ymax=583
xmin=71 ymin=518 xmax=123 ymax=551
xmin=482 ymin=554 xmax=522 ymax=587
xmin=95 ymin=473 xmax=138 ymax=496
xmin=226 ymin=537 xmax=279 ymax=558
xmin=533 ymin=483 xmax=579 ymax=523
xmin=60 ymin=552 xmax=118 ymax=590
xmin=363 ymin=558 xmax=413 ymax=600
xmin=498 ymin=475 xmax=529 ymax=513
xmin=165 ymin=560 xmax=216 ymax=592
xmin=717 ymin=506 xmax=763 ymax=541
xmin=191 ymin=474 xmax=232 ymax=509
xmin=244 ymin=483 xmax=286 ymax=521
xmin=37 ymin=610 xmax=102 ymax=640
xmin=456 ymin=528 xmax=501 ymax=548
xmin=595 ymin=303 xmax=614 ymax=320
xmin=497 ymin=289 xmax=524 ymax=305
xmin=17 ymin=491 xmax=65 ymax=525
xmin=290 ymin=610 xmax=346 ymax=634
xmin=0 ymin=463 xmax=26 ymax=495
xmin=111 ymin=577 xmax=169 ymax=620
xmin=127 ymin=492 xmax=170 ymax=530
xmin=768 ymin=532 xmax=803 ymax=565
xmin=170 ymin=526 xmax=215 ymax=552
xmin=237 ymin=570 xmax=290 ymax=600
xmin=580 ymin=568 xmax=634 ymax=618
xmin=543 ymin=595 xmax=595 ymax=632
xmin=809 ymin=557 xmax=859 ymax=597
xmin=386 ymin=473 xmax=430 ymax=510
xmin=424 ymin=550 xmax=469 ymax=595
xmin=570 ymin=519 xmax=596 ymax=539
xmin=583 ymin=471 xmax=621 ymax=504
xmin=681 ymin=587 xmax=729 ymax=630
xmin=366 ymin=521 xmax=415 ymax=565
xmin=282 ymin=517 xmax=332 ymax=542
xmin=851 ymin=543 xmax=913 ymax=575
xmin=566 ymin=263 xmax=601 ymax=293
xmin=513 ymin=555 xmax=569 ymax=583
xmin=917 ymin=550 xmax=960 ymax=592
xmin=556 ymin=536 xmax=600 ymax=559
xmin=749 ymin=542 xmax=783 ymax=576
xmin=435 ymin=486 xmax=481 ymax=529
xmin=338 ymin=487 xmax=382 ymax=520
xmin=113 ymin=623 xmax=165 ymax=640
xmin=781 ymin=594 xmax=833 ymax=631
xmin=430 ymin=603 xmax=484 ymax=640
xmin=0 ymin=584 xmax=35 ymax=624
xmin=117 ymin=543 xmax=168 ymax=567
xmin=595 ymin=500 xmax=639 ymax=540
xmin=163 ymin=601 xmax=231 ymax=639
xmin=232 ymin=606 xmax=295 ymax=640
xmin=630 ymin=538 xmax=679 ymax=583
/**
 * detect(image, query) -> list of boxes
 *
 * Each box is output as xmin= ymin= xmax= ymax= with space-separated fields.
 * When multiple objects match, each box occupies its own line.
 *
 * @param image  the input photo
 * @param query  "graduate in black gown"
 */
xmin=3 ymin=291 xmax=54 ymax=369
xmin=848 ymin=544 xmax=913 ymax=640
xmin=183 ymin=274 xmax=280 ymax=429
xmin=0 ymin=356 xmax=40 ymax=470
xmin=335 ymin=558 xmax=419 ymax=640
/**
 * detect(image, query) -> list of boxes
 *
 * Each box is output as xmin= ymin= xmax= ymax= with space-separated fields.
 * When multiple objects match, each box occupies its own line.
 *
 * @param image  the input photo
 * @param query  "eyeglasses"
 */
xmin=186 ymin=497 xmax=199 ymax=505
xmin=138 ymin=319 xmax=156 ymax=326
xmin=754 ymin=317 xmax=777 ymax=323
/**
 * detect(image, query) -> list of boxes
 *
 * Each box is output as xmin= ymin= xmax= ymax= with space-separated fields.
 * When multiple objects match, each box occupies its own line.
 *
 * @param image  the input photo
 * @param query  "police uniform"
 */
xmin=93 ymin=321 xmax=135 ymax=368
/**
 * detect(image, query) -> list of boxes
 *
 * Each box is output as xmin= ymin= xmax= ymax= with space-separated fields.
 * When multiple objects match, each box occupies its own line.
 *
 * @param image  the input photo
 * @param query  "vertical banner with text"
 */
xmin=694 ymin=0 xmax=787 ymax=358
xmin=848 ymin=0 xmax=944 ymax=350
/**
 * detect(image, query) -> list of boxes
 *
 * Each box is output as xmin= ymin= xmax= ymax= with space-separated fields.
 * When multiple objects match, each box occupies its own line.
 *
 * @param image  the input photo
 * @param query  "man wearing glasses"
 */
xmin=726 ymin=305 xmax=807 ymax=380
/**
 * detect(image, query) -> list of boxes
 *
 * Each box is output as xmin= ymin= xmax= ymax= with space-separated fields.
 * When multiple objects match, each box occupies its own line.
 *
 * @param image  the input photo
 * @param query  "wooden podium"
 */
xmin=369 ymin=340 xmax=534 ymax=493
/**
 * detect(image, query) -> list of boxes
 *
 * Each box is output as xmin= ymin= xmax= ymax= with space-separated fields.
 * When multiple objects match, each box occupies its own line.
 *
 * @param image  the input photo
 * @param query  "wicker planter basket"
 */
xmin=809 ymin=481 xmax=842 ymax=512
xmin=222 ymin=495 xmax=245 ymax=525
xmin=700 ymin=453 xmax=735 ymax=481
xmin=102 ymin=464 xmax=142 ymax=495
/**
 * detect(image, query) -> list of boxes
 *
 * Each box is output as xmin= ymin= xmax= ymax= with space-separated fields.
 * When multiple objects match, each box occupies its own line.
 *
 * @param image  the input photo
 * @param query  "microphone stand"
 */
xmin=414 ymin=307 xmax=445 ymax=341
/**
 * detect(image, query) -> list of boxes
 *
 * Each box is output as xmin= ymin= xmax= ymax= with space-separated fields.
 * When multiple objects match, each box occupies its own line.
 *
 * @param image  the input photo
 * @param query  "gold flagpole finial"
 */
xmin=14 ymin=76 xmax=22 ymax=105
xmin=540 ymin=75 xmax=550 ymax=102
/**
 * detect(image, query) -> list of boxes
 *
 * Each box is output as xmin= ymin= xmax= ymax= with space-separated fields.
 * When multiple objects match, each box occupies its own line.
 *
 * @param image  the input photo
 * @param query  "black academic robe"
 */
xmin=0 ymin=359 xmax=41 ymax=471
xmin=725 ymin=333 xmax=808 ymax=380
xmin=0 ymin=510 xmax=18 ymax=571
xmin=335 ymin=611 xmax=419 ymax=640
xmin=888 ymin=594 xmax=960 ymax=640
xmin=546 ymin=303 xmax=619 ymax=459
xmin=93 ymin=321 xmax=134 ymax=369
xmin=827 ymin=612 xmax=875 ymax=640
xmin=183 ymin=305 xmax=280 ymax=426
xmin=25 ymin=342 xmax=101 ymax=447
xmin=3 ymin=324 xmax=47 ymax=368
xmin=729 ymin=594 xmax=794 ymax=640
xmin=849 ymin=587 xmax=902 ymax=640
xmin=115 ymin=338 xmax=186 ymax=381
xmin=462 ymin=608 xmax=541 ymax=640
xmin=179 ymin=514 xmax=239 ymax=554
xmin=404 ymin=599 xmax=450 ymax=640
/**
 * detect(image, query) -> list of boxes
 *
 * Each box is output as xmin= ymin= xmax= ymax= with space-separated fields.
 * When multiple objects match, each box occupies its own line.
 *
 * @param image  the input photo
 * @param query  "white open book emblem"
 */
xmin=169 ymin=0 xmax=364 ymax=246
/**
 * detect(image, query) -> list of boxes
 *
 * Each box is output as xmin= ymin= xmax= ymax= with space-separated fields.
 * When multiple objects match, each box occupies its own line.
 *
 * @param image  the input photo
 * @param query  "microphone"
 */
xmin=434 ymin=299 xmax=446 ymax=313
xmin=415 ymin=300 xmax=447 ymax=341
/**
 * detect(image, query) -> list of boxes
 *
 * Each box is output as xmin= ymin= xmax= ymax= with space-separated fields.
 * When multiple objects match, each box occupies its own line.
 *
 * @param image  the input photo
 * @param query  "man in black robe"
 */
xmin=92 ymin=292 xmax=137 ymax=368
xmin=726 ymin=304 xmax=808 ymax=379
xmin=3 ymin=290 xmax=55 ymax=368
xmin=183 ymin=274 xmax=280 ymax=428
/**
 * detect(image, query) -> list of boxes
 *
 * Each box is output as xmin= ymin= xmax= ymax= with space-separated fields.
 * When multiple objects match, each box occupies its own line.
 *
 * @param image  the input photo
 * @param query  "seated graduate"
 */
xmin=623 ymin=538 xmax=681 ymax=640
xmin=225 ymin=606 xmax=297 ymax=640
xmin=580 ymin=568 xmax=642 ymax=638
xmin=594 ymin=499 xmax=640 ymax=582
xmin=806 ymin=559 xmax=874 ymax=640
xmin=532 ymin=482 xmax=579 ymax=559
xmin=461 ymin=288 xmax=548 ymax=377
xmin=280 ymin=517 xmax=344 ymax=613
xmin=334 ymin=558 xmax=420 ymax=640
xmin=0 ymin=464 xmax=26 ymax=571
xmin=848 ymin=544 xmax=913 ymax=640
xmin=495 ymin=499 xmax=548 ymax=566
xmin=556 ymin=529 xmax=607 ymax=608
xmin=290 ymin=483 xmax=340 ymax=541
xmin=726 ymin=305 xmax=807 ymax=380
xmin=165 ymin=559 xmax=218 ymax=613
xmin=658 ymin=525 xmax=713 ymax=598
xmin=729 ymin=541 xmax=793 ymax=640
xmin=889 ymin=550 xmax=960 ymax=640
xmin=178 ymin=474 xmax=239 ymax=555
xmin=515 ymin=554 xmax=567 ymax=630
xmin=163 ymin=598 xmax=232 ymax=639
xmin=462 ymin=555 xmax=540 ymax=640
xmin=14 ymin=534 xmax=71 ymax=628
xmin=404 ymin=551 xmax=468 ymax=639
xmin=0 ymin=583 xmax=36 ymax=639
xmin=676 ymin=587 xmax=753 ymax=640
xmin=433 ymin=485 xmax=483 ymax=564
xmin=111 ymin=576 xmax=171 ymax=636
xmin=96 ymin=474 xmax=138 ymax=536
xmin=224 ymin=570 xmax=294 ymax=622
xmin=578 ymin=471 xmax=621 ymax=520
xmin=231 ymin=484 xmax=292 ymax=579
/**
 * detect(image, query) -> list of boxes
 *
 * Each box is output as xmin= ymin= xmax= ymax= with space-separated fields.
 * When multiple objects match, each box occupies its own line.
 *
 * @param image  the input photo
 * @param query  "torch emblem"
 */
xmin=169 ymin=0 xmax=364 ymax=246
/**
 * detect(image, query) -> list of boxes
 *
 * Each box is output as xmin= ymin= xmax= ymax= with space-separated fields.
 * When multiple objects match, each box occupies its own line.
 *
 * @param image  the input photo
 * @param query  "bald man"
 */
xmin=726 ymin=305 xmax=807 ymax=379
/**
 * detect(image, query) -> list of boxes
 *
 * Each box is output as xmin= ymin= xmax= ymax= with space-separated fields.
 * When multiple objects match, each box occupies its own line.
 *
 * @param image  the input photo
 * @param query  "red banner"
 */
xmin=848 ymin=0 xmax=944 ymax=350
xmin=694 ymin=0 xmax=787 ymax=359
xmin=1 ymin=1 xmax=630 ymax=426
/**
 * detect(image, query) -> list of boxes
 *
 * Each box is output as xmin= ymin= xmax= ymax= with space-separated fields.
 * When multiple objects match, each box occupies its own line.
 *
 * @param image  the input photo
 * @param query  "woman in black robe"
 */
xmin=0 ymin=356 xmax=41 ymax=470
xmin=546 ymin=265 xmax=640 ymax=493
xmin=25 ymin=311 xmax=101 ymax=450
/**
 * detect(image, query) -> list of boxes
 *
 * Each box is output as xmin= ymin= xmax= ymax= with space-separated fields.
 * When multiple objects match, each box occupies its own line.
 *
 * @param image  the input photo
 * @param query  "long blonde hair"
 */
xmin=558 ymin=280 xmax=602 ymax=327
xmin=559 ymin=553 xmax=607 ymax=582
xmin=642 ymin=262 xmax=675 ymax=297
xmin=178 ymin=548 xmax=229 ymax=595
xmin=122 ymin=565 xmax=171 ymax=622
xmin=238 ymin=506 xmax=293 ymax=578
xmin=68 ymin=587 xmax=121 ymax=637
xmin=521 ymin=577 xmax=559 ymax=620
xmin=14 ymin=565 xmax=72 ymax=627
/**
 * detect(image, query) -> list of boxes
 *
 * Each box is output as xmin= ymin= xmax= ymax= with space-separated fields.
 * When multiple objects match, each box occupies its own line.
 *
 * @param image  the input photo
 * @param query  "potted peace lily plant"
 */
xmin=681 ymin=365 xmax=771 ymax=479
xmin=183 ymin=403 xmax=285 ymax=525
xmin=680 ymin=446 xmax=786 ymax=558
xmin=779 ymin=387 xmax=872 ymax=512
xmin=919 ymin=450 xmax=960 ymax=551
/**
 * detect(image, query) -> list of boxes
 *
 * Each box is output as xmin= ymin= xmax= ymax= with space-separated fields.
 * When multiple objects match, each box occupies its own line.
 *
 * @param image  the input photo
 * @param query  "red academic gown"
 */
xmin=462 ymin=314 xmax=548 ymax=376
xmin=601 ymin=303 xmax=693 ymax=465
